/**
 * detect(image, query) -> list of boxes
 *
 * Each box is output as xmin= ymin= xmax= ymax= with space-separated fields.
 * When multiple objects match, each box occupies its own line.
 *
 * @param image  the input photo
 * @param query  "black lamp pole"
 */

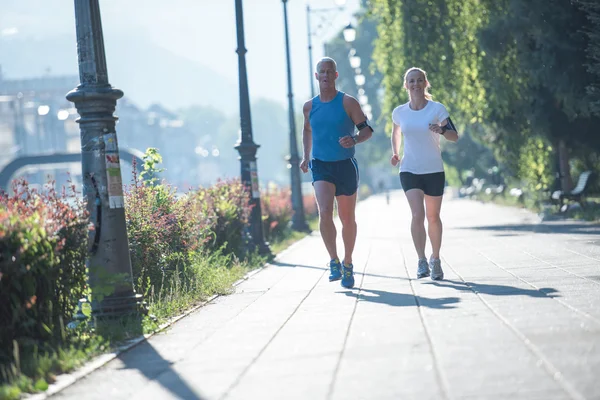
xmin=234 ymin=0 xmax=271 ymax=255
xmin=282 ymin=0 xmax=310 ymax=232
xmin=66 ymin=0 xmax=144 ymax=319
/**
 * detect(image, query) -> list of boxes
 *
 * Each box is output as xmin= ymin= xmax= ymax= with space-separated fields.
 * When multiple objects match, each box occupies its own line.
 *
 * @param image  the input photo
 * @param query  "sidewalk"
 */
xmin=51 ymin=191 xmax=600 ymax=400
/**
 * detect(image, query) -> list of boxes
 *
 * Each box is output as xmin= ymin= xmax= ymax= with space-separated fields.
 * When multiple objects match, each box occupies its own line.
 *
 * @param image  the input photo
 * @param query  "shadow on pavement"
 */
xmin=340 ymin=288 xmax=460 ymax=309
xmin=117 ymin=340 xmax=205 ymax=400
xmin=272 ymin=261 xmax=410 ymax=281
xmin=425 ymin=279 xmax=559 ymax=298
xmin=459 ymin=223 xmax=600 ymax=235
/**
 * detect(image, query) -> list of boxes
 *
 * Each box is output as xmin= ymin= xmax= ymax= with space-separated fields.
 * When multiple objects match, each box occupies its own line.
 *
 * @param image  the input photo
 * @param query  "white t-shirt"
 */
xmin=391 ymin=100 xmax=449 ymax=174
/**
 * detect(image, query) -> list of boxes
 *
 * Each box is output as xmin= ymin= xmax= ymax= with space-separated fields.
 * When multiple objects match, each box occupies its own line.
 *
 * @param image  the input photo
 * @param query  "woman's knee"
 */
xmin=411 ymin=211 xmax=425 ymax=223
xmin=426 ymin=212 xmax=441 ymax=224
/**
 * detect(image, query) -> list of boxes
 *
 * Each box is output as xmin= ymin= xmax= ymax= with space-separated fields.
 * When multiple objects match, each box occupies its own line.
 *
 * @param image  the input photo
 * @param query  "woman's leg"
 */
xmin=424 ymin=195 xmax=443 ymax=259
xmin=405 ymin=189 xmax=426 ymax=259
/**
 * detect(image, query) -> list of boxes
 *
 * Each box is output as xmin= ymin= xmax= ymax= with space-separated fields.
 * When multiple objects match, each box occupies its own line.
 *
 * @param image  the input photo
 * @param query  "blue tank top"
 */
xmin=309 ymin=91 xmax=355 ymax=162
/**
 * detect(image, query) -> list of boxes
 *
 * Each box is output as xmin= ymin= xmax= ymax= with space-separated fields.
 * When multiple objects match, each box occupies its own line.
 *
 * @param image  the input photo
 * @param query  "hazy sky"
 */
xmin=0 ymin=0 xmax=361 ymax=108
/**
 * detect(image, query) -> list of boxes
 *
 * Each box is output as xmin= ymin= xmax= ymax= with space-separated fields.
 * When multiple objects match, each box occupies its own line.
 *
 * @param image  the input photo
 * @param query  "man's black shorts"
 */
xmin=310 ymin=158 xmax=359 ymax=196
xmin=400 ymin=171 xmax=445 ymax=196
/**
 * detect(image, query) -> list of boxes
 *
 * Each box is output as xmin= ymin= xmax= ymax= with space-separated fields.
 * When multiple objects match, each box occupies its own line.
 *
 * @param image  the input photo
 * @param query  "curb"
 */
xmin=26 ymin=232 xmax=312 ymax=400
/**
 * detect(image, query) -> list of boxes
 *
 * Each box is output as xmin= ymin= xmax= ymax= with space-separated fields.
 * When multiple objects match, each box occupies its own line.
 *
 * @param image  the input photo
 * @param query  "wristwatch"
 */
xmin=351 ymin=135 xmax=358 ymax=144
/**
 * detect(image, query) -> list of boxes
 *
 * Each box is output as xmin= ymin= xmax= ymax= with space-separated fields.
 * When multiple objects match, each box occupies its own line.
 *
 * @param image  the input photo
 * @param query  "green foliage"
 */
xmin=190 ymin=180 xmax=252 ymax=256
xmin=369 ymin=0 xmax=600 ymax=192
xmin=140 ymin=147 xmax=165 ymax=185
xmin=371 ymin=0 xmax=487 ymax=127
xmin=517 ymin=137 xmax=554 ymax=192
xmin=578 ymin=0 xmax=600 ymax=116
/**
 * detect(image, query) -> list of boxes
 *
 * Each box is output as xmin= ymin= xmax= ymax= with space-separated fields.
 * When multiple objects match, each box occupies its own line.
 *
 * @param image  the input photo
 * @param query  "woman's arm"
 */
xmin=390 ymin=123 xmax=402 ymax=166
xmin=430 ymin=118 xmax=458 ymax=142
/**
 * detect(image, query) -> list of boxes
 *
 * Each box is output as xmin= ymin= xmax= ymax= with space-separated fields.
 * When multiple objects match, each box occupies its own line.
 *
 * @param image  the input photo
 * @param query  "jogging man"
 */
xmin=300 ymin=57 xmax=374 ymax=289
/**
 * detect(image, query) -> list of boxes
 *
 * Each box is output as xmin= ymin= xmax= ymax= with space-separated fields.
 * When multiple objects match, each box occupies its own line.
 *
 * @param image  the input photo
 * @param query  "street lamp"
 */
xmin=283 ymin=0 xmax=309 ymax=232
xmin=342 ymin=23 xmax=356 ymax=43
xmin=306 ymin=0 xmax=348 ymax=98
xmin=66 ymin=0 xmax=144 ymax=320
xmin=234 ymin=0 xmax=271 ymax=254
xmin=354 ymin=74 xmax=366 ymax=87
xmin=349 ymin=49 xmax=361 ymax=69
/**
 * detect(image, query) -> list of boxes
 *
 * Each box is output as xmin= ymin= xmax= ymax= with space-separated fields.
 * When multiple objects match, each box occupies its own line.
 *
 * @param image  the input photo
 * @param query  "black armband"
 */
xmin=356 ymin=120 xmax=374 ymax=133
xmin=440 ymin=117 xmax=457 ymax=135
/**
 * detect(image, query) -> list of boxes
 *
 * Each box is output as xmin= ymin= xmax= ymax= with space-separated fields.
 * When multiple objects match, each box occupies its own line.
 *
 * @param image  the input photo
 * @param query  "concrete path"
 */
xmin=51 ymin=191 xmax=600 ymax=400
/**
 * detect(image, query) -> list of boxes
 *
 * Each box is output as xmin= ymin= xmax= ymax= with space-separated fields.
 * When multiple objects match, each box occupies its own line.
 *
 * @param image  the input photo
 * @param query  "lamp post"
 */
xmin=234 ymin=0 xmax=271 ymax=254
xmin=306 ymin=1 xmax=347 ymax=98
xmin=306 ymin=4 xmax=316 ymax=98
xmin=282 ymin=0 xmax=310 ymax=232
xmin=342 ymin=23 xmax=356 ymax=43
xmin=66 ymin=0 xmax=144 ymax=319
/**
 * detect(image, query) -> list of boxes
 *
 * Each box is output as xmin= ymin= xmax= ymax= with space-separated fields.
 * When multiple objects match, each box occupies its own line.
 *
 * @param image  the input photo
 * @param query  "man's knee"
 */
xmin=318 ymin=206 xmax=335 ymax=221
xmin=338 ymin=211 xmax=356 ymax=226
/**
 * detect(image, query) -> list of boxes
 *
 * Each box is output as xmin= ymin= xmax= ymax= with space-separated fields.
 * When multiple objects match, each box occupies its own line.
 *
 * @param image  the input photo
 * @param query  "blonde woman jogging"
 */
xmin=390 ymin=67 xmax=458 ymax=280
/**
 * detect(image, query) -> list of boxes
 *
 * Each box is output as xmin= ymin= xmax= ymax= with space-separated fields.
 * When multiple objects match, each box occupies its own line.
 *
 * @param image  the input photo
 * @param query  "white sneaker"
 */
xmin=430 ymin=257 xmax=444 ymax=281
xmin=417 ymin=258 xmax=430 ymax=278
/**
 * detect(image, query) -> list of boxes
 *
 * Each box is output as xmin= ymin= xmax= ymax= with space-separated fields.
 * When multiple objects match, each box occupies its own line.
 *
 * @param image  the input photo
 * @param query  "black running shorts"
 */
xmin=400 ymin=171 xmax=445 ymax=197
xmin=310 ymin=158 xmax=359 ymax=197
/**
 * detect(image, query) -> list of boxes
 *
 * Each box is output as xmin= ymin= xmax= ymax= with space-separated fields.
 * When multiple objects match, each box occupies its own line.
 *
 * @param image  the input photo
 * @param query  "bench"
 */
xmin=551 ymin=170 xmax=594 ymax=210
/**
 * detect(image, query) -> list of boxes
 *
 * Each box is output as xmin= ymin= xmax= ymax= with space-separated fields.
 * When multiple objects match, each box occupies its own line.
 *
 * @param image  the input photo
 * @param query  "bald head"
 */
xmin=316 ymin=57 xmax=337 ymax=72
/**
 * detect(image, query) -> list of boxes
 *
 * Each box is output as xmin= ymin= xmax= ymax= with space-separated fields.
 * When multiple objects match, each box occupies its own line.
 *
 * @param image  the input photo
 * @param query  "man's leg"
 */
xmin=405 ymin=189 xmax=427 ymax=259
xmin=314 ymin=181 xmax=338 ymax=260
xmin=336 ymin=192 xmax=358 ymax=265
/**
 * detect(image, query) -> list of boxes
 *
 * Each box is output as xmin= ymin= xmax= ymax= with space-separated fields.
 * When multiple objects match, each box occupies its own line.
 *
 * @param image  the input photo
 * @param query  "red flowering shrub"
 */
xmin=0 ymin=180 xmax=88 ymax=371
xmin=261 ymin=186 xmax=317 ymax=242
xmin=261 ymin=187 xmax=293 ymax=241
xmin=124 ymin=167 xmax=212 ymax=296
xmin=187 ymin=179 xmax=251 ymax=256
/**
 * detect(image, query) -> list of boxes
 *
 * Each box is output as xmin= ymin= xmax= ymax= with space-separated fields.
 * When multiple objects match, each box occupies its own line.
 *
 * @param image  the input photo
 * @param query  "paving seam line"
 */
xmin=326 ymin=246 xmax=372 ymax=400
xmin=478 ymin=250 xmax=600 ymax=327
xmin=402 ymin=245 xmax=452 ymax=400
xmin=219 ymin=265 xmax=328 ymax=400
xmin=443 ymin=256 xmax=587 ymax=400
xmin=524 ymin=250 xmax=600 ymax=288
xmin=31 ymin=234 xmax=313 ymax=400
xmin=566 ymin=248 xmax=600 ymax=265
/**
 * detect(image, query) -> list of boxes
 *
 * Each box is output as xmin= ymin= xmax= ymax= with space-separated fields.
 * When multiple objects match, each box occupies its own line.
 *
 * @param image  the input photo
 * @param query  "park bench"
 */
xmin=551 ymin=170 xmax=594 ymax=209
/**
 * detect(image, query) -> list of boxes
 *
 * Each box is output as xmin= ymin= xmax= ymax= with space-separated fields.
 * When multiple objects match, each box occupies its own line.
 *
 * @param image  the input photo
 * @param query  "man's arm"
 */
xmin=341 ymin=94 xmax=373 ymax=148
xmin=300 ymin=101 xmax=313 ymax=173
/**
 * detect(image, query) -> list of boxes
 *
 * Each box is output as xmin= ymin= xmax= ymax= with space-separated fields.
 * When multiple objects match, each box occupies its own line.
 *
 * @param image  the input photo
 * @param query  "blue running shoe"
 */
xmin=329 ymin=258 xmax=342 ymax=281
xmin=341 ymin=263 xmax=355 ymax=289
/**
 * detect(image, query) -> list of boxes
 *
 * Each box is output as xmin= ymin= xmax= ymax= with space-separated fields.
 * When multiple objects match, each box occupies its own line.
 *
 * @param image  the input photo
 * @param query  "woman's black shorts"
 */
xmin=399 ymin=171 xmax=445 ymax=197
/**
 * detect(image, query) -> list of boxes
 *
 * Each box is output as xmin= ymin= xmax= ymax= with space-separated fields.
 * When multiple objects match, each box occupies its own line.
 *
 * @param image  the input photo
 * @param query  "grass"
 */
xmin=0 ymin=218 xmax=316 ymax=400
xmin=269 ymin=216 xmax=318 ymax=255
